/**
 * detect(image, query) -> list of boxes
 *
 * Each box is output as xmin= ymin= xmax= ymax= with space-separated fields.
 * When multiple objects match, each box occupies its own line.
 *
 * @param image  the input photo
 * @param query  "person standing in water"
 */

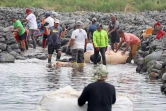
xmin=93 ymin=24 xmax=108 ymax=65
xmin=116 ymin=30 xmax=140 ymax=63
xmin=78 ymin=64 xmax=116 ymax=111
xmin=107 ymin=16 xmax=120 ymax=52
xmin=46 ymin=19 xmax=67 ymax=67
xmin=68 ymin=21 xmax=88 ymax=66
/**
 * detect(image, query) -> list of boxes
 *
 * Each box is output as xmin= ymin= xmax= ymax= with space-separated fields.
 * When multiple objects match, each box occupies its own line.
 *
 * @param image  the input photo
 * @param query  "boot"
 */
xmin=126 ymin=56 xmax=132 ymax=63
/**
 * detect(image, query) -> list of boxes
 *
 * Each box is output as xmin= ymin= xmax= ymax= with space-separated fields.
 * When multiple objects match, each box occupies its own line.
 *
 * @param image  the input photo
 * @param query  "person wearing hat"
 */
xmin=87 ymin=17 xmax=97 ymax=41
xmin=78 ymin=64 xmax=116 ymax=111
xmin=46 ymin=19 xmax=68 ymax=66
xmin=68 ymin=21 xmax=88 ymax=65
xmin=93 ymin=24 xmax=108 ymax=65
xmin=42 ymin=12 xmax=55 ymax=49
xmin=10 ymin=16 xmax=26 ymax=52
xmin=22 ymin=8 xmax=38 ymax=49
xmin=108 ymin=16 xmax=120 ymax=52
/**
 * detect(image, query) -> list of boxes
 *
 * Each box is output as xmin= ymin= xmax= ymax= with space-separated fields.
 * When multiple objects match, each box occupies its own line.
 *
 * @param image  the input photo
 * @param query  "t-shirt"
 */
xmin=122 ymin=33 xmax=140 ymax=45
xmin=26 ymin=13 xmax=37 ymax=30
xmin=47 ymin=26 xmax=62 ymax=46
xmin=154 ymin=22 xmax=161 ymax=29
xmin=109 ymin=20 xmax=119 ymax=37
xmin=71 ymin=29 xmax=87 ymax=49
xmin=156 ymin=30 xmax=165 ymax=40
xmin=44 ymin=16 xmax=54 ymax=28
xmin=78 ymin=81 xmax=116 ymax=111
xmin=88 ymin=24 xmax=97 ymax=38
xmin=13 ymin=20 xmax=25 ymax=36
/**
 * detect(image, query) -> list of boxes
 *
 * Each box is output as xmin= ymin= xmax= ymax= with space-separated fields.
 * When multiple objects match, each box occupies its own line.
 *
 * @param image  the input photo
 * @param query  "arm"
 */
xmin=116 ymin=40 xmax=123 ymax=52
xmin=22 ymin=18 xmax=28 ymax=22
xmin=78 ymin=86 xmax=89 ymax=106
xmin=93 ymin=33 xmax=98 ymax=48
xmin=11 ymin=26 xmax=20 ymax=32
xmin=122 ymin=41 xmax=130 ymax=53
xmin=87 ymin=32 xmax=91 ymax=40
xmin=45 ymin=28 xmax=50 ymax=36
xmin=68 ymin=39 xmax=75 ymax=48
xmin=60 ymin=29 xmax=67 ymax=38
xmin=109 ymin=27 xmax=117 ymax=34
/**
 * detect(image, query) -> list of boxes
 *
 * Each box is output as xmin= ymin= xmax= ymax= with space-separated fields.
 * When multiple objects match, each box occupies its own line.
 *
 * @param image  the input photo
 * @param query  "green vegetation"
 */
xmin=0 ymin=0 xmax=166 ymax=12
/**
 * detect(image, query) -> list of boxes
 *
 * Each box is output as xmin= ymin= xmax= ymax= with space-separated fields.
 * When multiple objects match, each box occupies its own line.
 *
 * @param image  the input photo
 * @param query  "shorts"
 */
xmin=71 ymin=49 xmax=84 ymax=63
xmin=18 ymin=32 xmax=26 ymax=40
xmin=110 ymin=33 xmax=120 ymax=43
xmin=48 ymin=44 xmax=61 ymax=54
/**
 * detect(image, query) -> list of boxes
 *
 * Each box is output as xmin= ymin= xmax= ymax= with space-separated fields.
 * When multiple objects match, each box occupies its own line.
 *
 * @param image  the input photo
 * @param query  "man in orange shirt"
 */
xmin=116 ymin=30 xmax=140 ymax=63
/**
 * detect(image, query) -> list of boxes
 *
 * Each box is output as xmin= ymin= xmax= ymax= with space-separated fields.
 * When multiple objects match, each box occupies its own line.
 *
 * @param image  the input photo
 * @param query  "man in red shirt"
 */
xmin=116 ymin=30 xmax=140 ymax=63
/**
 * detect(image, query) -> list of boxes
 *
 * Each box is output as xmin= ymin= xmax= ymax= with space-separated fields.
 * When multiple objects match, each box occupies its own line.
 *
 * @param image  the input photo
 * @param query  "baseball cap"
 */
xmin=76 ymin=21 xmax=82 ymax=26
xmin=97 ymin=23 xmax=102 ymax=28
xmin=44 ymin=12 xmax=50 ymax=17
xmin=54 ymin=19 xmax=60 ymax=24
xmin=93 ymin=64 xmax=108 ymax=80
xmin=92 ymin=17 xmax=97 ymax=22
xmin=26 ymin=8 xmax=31 ymax=13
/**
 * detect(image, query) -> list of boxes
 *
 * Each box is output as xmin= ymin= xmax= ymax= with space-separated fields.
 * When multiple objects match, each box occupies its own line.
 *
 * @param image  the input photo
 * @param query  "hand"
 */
xmin=121 ymin=51 xmax=126 ymax=55
xmin=95 ymin=47 xmax=100 ymax=51
xmin=105 ymin=47 xmax=107 ymax=52
xmin=9 ymin=28 xmax=14 ymax=32
xmin=115 ymin=50 xmax=118 ymax=53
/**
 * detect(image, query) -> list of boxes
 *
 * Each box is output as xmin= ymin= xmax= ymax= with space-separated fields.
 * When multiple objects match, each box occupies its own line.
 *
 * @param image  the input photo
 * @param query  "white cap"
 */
xmin=94 ymin=64 xmax=108 ymax=80
xmin=54 ymin=19 xmax=60 ymax=24
xmin=92 ymin=17 xmax=97 ymax=22
xmin=76 ymin=21 xmax=82 ymax=26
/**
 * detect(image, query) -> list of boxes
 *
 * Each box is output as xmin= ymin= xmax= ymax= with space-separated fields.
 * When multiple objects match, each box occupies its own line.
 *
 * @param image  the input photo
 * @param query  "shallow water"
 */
xmin=0 ymin=58 xmax=166 ymax=111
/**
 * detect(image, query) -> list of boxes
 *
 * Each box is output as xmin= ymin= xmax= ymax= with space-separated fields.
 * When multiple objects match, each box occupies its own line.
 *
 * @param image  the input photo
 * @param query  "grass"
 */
xmin=0 ymin=0 xmax=166 ymax=12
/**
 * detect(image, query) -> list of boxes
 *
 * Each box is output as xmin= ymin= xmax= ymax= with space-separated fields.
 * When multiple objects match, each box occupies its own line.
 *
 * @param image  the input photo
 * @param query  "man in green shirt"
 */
xmin=10 ymin=16 xmax=26 ymax=52
xmin=93 ymin=24 xmax=108 ymax=65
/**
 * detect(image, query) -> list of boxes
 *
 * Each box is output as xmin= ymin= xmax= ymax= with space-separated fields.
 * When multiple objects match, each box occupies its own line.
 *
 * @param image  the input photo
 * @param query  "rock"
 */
xmin=7 ymin=46 xmax=12 ymax=52
xmin=10 ymin=44 xmax=19 ymax=49
xmin=147 ymin=60 xmax=156 ymax=68
xmin=15 ymin=56 xmax=26 ymax=60
xmin=0 ymin=37 xmax=5 ymax=42
xmin=162 ymin=73 xmax=166 ymax=81
xmin=6 ymin=38 xmax=17 ymax=45
xmin=149 ymin=72 xmax=159 ymax=79
xmin=37 ymin=54 xmax=47 ymax=60
xmin=5 ymin=32 xmax=13 ymax=40
xmin=154 ymin=62 xmax=163 ymax=70
xmin=9 ymin=51 xmax=20 ymax=58
xmin=0 ymin=53 xmax=15 ymax=63
xmin=0 ymin=43 xmax=7 ymax=50
xmin=12 ymin=49 xmax=21 ymax=53
xmin=161 ymin=83 xmax=166 ymax=92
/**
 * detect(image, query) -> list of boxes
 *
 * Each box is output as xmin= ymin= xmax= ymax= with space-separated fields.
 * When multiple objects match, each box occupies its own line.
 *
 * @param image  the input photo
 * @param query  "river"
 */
xmin=0 ymin=52 xmax=166 ymax=111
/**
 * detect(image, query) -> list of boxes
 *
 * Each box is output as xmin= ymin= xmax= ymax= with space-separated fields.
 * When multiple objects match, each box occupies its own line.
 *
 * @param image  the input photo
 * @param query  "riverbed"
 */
xmin=0 ymin=55 xmax=166 ymax=111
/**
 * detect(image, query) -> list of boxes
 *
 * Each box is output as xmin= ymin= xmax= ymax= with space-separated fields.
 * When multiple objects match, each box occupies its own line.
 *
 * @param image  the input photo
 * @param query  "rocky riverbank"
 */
xmin=1 ymin=7 xmax=166 ymax=82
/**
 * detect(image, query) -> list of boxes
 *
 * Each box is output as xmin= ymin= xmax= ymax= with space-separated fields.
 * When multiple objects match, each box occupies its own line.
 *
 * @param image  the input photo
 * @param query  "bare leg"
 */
xmin=115 ymin=42 xmax=118 ymax=52
xmin=111 ymin=43 xmax=114 ymax=51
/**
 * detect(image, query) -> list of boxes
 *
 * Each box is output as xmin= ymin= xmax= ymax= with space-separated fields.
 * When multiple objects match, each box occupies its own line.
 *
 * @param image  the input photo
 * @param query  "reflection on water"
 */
xmin=0 ymin=59 xmax=166 ymax=111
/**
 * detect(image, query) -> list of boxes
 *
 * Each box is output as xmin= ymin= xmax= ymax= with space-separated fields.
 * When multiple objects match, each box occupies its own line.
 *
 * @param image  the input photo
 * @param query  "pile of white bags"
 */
xmin=35 ymin=86 xmax=134 ymax=111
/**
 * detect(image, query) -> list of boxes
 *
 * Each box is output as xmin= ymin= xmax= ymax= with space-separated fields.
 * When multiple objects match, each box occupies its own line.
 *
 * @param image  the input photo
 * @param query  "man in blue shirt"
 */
xmin=87 ymin=18 xmax=97 ymax=41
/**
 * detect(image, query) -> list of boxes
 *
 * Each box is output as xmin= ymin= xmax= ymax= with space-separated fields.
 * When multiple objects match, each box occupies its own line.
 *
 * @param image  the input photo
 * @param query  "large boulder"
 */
xmin=0 ymin=53 xmax=15 ymax=63
xmin=0 ymin=43 xmax=7 ymax=50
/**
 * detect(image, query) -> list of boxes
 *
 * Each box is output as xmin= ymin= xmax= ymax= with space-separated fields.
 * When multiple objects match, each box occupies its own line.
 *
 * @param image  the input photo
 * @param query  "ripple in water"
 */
xmin=0 ymin=59 xmax=166 ymax=111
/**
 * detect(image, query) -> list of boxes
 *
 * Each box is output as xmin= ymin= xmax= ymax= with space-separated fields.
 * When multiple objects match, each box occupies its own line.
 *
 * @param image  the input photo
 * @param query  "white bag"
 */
xmin=35 ymin=86 xmax=134 ymax=111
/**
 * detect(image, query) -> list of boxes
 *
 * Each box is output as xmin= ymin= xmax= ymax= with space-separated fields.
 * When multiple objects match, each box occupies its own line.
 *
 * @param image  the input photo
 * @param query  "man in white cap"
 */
xmin=78 ymin=64 xmax=116 ymax=111
xmin=68 ymin=21 xmax=88 ymax=65
xmin=46 ymin=19 xmax=68 ymax=66
xmin=87 ymin=17 xmax=97 ymax=41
